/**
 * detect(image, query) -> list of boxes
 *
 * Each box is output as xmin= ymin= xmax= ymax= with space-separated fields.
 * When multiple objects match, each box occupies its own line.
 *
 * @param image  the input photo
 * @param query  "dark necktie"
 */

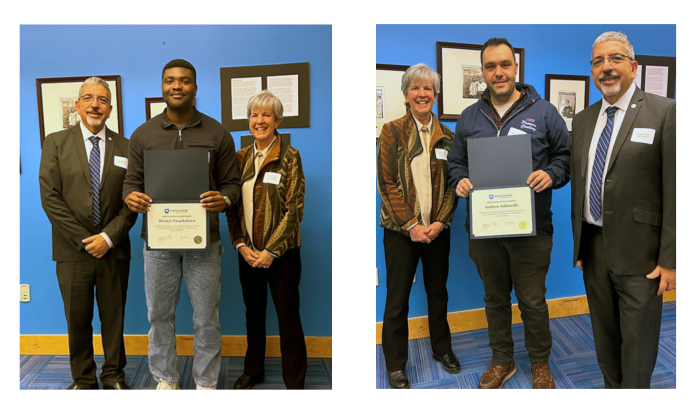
xmin=589 ymin=106 xmax=618 ymax=222
xmin=88 ymin=136 xmax=101 ymax=226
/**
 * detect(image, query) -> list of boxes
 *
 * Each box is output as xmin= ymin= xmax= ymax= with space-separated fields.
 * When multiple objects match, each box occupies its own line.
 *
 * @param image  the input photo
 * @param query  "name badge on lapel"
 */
xmin=263 ymin=172 xmax=282 ymax=185
xmin=114 ymin=156 xmax=128 ymax=169
xmin=631 ymin=128 xmax=655 ymax=145
xmin=435 ymin=148 xmax=448 ymax=160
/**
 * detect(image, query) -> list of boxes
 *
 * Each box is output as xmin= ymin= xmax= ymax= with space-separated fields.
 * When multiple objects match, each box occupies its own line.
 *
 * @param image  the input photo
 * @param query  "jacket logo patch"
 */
xmin=520 ymin=118 xmax=537 ymax=132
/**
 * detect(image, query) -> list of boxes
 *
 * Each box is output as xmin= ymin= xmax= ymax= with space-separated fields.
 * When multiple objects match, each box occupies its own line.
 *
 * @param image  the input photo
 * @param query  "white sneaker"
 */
xmin=156 ymin=380 xmax=180 ymax=390
xmin=196 ymin=384 xmax=216 ymax=390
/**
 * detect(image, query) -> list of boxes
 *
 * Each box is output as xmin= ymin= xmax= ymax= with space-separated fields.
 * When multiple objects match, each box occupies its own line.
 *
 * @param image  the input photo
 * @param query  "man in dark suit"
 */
xmin=571 ymin=31 xmax=675 ymax=389
xmin=40 ymin=77 xmax=137 ymax=390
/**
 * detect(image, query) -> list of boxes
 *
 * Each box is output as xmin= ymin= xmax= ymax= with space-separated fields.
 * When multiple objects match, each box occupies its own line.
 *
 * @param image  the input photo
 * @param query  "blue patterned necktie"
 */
xmin=589 ymin=106 xmax=618 ymax=222
xmin=88 ymin=136 xmax=101 ymax=226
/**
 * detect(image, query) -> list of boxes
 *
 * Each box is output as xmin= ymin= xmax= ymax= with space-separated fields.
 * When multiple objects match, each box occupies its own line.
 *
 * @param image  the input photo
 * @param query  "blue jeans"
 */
xmin=144 ymin=240 xmax=223 ymax=387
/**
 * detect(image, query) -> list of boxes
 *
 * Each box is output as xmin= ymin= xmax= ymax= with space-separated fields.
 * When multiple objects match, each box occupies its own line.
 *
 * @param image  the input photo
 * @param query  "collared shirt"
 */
xmin=584 ymin=83 xmax=637 ymax=226
xmin=78 ymin=122 xmax=113 ymax=248
xmin=410 ymin=115 xmax=433 ymax=228
xmin=239 ymin=135 xmax=278 ymax=252
xmin=80 ymin=122 xmax=106 ymax=182
xmin=482 ymin=88 xmax=527 ymax=130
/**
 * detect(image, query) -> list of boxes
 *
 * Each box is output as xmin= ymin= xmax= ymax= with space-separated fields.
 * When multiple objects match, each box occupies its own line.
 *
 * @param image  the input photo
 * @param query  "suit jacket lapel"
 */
xmin=580 ymin=100 xmax=602 ymax=181
xmin=101 ymin=129 xmax=115 ymax=190
xmin=71 ymin=125 xmax=92 ymax=186
xmin=607 ymin=88 xmax=644 ymax=173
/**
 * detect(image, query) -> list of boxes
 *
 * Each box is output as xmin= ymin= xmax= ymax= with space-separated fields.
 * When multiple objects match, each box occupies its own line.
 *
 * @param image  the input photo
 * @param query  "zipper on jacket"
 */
xmin=480 ymin=108 xmax=501 ymax=136
xmin=179 ymin=129 xmax=182 ymax=142
xmin=480 ymin=98 xmax=533 ymax=137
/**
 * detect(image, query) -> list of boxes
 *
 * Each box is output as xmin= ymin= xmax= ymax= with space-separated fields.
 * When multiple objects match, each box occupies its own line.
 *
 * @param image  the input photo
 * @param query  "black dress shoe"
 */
xmin=233 ymin=374 xmax=264 ymax=390
xmin=66 ymin=382 xmax=99 ymax=390
xmin=388 ymin=370 xmax=410 ymax=389
xmin=102 ymin=381 xmax=132 ymax=390
xmin=432 ymin=351 xmax=461 ymax=373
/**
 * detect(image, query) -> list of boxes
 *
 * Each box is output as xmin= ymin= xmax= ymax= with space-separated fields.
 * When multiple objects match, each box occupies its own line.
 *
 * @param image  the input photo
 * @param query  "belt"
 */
xmin=582 ymin=221 xmax=603 ymax=233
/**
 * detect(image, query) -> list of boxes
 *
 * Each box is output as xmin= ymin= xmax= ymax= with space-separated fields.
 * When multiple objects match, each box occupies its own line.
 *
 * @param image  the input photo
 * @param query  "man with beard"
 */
xmin=447 ymin=38 xmax=570 ymax=389
xmin=570 ymin=31 xmax=675 ymax=388
xmin=40 ymin=77 xmax=137 ymax=389
xmin=123 ymin=59 xmax=241 ymax=390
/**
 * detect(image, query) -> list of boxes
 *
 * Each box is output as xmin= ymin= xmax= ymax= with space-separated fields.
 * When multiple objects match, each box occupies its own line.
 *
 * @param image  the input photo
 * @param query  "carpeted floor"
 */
xmin=20 ymin=355 xmax=332 ymax=390
xmin=376 ymin=301 xmax=675 ymax=389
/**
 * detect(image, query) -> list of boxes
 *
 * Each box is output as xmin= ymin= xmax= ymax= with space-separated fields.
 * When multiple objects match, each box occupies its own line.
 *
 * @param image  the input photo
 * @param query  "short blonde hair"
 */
xmin=247 ymin=90 xmax=284 ymax=121
xmin=401 ymin=63 xmax=441 ymax=96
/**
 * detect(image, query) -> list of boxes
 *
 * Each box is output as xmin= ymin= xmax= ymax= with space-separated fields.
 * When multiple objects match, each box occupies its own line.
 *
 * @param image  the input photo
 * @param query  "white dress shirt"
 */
xmin=410 ymin=115 xmax=433 ymax=228
xmin=79 ymin=122 xmax=113 ymax=248
xmin=583 ymin=83 xmax=637 ymax=226
xmin=236 ymin=136 xmax=278 ymax=252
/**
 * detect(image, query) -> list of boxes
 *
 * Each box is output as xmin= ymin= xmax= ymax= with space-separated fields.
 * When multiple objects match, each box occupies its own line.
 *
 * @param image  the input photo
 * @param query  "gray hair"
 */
xmin=592 ymin=31 xmax=635 ymax=61
xmin=247 ymin=90 xmax=284 ymax=121
xmin=401 ymin=63 xmax=441 ymax=96
xmin=78 ymin=77 xmax=112 ymax=103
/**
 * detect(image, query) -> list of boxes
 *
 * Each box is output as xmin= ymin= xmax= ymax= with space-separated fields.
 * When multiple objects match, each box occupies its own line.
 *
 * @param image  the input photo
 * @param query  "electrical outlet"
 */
xmin=20 ymin=284 xmax=30 ymax=302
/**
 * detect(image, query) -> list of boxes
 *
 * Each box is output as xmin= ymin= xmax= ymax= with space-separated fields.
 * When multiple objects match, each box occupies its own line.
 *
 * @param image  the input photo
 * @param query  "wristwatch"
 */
xmin=223 ymin=195 xmax=231 ymax=209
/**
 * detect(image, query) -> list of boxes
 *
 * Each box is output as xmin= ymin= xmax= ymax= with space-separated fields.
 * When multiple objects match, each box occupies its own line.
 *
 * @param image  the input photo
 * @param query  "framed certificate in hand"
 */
xmin=144 ymin=149 xmax=210 ymax=250
xmin=469 ymin=186 xmax=535 ymax=239
xmin=466 ymin=135 xmax=536 ymax=239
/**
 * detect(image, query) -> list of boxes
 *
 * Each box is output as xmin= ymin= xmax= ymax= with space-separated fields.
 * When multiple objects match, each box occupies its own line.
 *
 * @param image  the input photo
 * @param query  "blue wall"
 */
xmin=20 ymin=25 xmax=332 ymax=336
xmin=376 ymin=24 xmax=675 ymax=322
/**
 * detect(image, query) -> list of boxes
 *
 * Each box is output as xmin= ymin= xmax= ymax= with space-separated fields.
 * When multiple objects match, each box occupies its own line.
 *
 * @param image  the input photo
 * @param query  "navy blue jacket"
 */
xmin=447 ymin=83 xmax=570 ymax=228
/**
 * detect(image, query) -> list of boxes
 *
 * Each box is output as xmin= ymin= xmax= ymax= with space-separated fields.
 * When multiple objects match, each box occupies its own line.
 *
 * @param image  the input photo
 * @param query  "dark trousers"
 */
xmin=56 ymin=258 xmax=130 ymax=386
xmin=382 ymin=228 xmax=452 ymax=371
xmin=238 ymin=247 xmax=307 ymax=389
xmin=468 ymin=225 xmax=553 ymax=365
xmin=581 ymin=223 xmax=663 ymax=388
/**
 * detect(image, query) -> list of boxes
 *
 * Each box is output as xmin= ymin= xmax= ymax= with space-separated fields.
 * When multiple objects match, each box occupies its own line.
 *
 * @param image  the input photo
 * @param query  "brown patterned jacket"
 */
xmin=226 ymin=135 xmax=304 ymax=257
xmin=377 ymin=111 xmax=457 ymax=236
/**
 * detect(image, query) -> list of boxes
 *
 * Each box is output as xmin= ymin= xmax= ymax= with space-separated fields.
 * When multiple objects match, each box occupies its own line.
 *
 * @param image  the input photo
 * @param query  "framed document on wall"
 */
xmin=634 ymin=55 xmax=676 ymax=99
xmin=145 ymin=97 xmax=166 ymax=120
xmin=220 ymin=62 xmax=310 ymax=131
xmin=36 ymin=75 xmax=123 ymax=148
xmin=376 ymin=64 xmax=409 ymax=143
xmin=437 ymin=41 xmax=524 ymax=120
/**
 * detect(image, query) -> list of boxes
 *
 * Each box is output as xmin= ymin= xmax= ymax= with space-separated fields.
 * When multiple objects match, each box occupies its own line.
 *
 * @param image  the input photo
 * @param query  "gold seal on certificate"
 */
xmin=147 ymin=203 xmax=208 ymax=249
xmin=470 ymin=186 xmax=534 ymax=238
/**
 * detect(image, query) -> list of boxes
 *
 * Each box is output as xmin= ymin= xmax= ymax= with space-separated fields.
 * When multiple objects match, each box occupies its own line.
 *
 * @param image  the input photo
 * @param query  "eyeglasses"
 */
xmin=590 ymin=54 xmax=633 ymax=68
xmin=80 ymin=94 xmax=110 ymax=105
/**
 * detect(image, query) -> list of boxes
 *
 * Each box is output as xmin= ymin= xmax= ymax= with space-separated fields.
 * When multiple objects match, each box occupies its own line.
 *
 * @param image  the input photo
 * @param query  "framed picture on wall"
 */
xmin=220 ymin=62 xmax=310 ymax=131
xmin=436 ymin=41 xmax=524 ymax=120
xmin=376 ymin=64 xmax=410 ymax=144
xmin=145 ymin=97 xmax=196 ymax=120
xmin=544 ymin=74 xmax=590 ymax=133
xmin=36 ymin=75 xmax=123 ymax=148
xmin=633 ymin=55 xmax=676 ymax=99
xmin=145 ymin=97 xmax=166 ymax=120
